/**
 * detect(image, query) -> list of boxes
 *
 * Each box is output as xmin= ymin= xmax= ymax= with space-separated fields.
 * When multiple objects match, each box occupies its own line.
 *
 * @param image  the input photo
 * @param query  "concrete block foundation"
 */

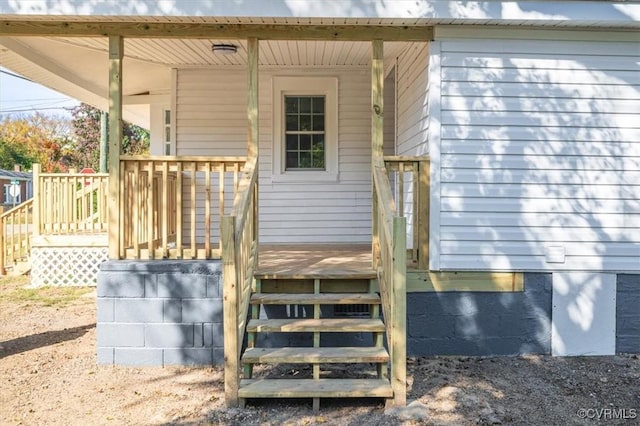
xmin=96 ymin=260 xmax=223 ymax=366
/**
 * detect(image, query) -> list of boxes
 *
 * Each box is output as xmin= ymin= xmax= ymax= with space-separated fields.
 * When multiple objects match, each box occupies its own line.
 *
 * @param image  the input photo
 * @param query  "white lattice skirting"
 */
xmin=31 ymin=246 xmax=109 ymax=287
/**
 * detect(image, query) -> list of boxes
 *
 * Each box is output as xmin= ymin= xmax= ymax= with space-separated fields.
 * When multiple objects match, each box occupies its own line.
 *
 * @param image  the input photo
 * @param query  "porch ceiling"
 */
xmin=0 ymin=36 xmax=413 ymax=128
xmin=50 ymin=37 xmax=411 ymax=67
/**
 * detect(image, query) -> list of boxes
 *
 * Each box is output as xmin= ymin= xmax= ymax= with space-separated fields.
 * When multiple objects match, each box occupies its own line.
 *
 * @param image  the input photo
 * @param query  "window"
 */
xmin=272 ymin=76 xmax=338 ymax=182
xmin=284 ymin=96 xmax=325 ymax=170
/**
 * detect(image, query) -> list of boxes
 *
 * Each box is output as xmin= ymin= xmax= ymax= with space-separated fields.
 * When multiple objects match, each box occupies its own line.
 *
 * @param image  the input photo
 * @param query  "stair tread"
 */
xmin=239 ymin=378 xmax=393 ymax=398
xmin=250 ymin=293 xmax=380 ymax=305
xmin=247 ymin=318 xmax=386 ymax=332
xmin=254 ymin=269 xmax=377 ymax=280
xmin=242 ymin=346 xmax=389 ymax=363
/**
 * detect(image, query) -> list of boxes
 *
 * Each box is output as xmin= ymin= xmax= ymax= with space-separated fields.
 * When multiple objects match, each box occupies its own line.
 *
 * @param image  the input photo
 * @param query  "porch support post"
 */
xmin=247 ymin=37 xmax=259 ymax=158
xmin=247 ymin=37 xmax=259 ymax=264
xmin=108 ymin=35 xmax=124 ymax=259
xmin=371 ymin=40 xmax=384 ymax=267
xmin=371 ymin=39 xmax=384 ymax=164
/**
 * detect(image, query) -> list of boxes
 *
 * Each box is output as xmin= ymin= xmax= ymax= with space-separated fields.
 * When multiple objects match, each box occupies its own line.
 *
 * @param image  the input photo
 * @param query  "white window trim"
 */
xmin=272 ymin=76 xmax=338 ymax=182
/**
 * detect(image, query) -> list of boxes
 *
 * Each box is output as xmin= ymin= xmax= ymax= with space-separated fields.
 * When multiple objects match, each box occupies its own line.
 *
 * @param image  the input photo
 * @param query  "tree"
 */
xmin=0 ymin=138 xmax=32 ymax=170
xmin=69 ymin=102 xmax=101 ymax=169
xmin=0 ymin=113 xmax=72 ymax=172
xmin=70 ymin=103 xmax=150 ymax=170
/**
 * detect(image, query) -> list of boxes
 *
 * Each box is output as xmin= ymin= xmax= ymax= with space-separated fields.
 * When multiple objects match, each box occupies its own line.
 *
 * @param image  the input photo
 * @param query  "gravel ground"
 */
xmin=1 ymin=276 xmax=638 ymax=425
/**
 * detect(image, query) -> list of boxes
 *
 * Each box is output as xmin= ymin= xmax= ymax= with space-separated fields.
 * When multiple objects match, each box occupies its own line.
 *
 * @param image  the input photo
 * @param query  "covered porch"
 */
xmin=1 ymin=21 xmax=434 ymax=408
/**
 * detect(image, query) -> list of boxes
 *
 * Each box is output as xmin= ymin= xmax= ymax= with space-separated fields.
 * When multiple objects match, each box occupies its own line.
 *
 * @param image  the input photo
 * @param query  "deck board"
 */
xmin=247 ymin=318 xmax=385 ymax=332
xmin=242 ymin=347 xmax=389 ymax=363
xmin=239 ymin=378 xmax=393 ymax=398
xmin=250 ymin=293 xmax=380 ymax=305
xmin=258 ymin=244 xmax=373 ymax=277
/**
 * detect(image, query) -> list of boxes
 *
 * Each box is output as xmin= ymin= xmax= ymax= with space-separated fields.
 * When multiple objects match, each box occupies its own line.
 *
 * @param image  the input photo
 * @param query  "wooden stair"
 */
xmin=239 ymin=270 xmax=392 ymax=409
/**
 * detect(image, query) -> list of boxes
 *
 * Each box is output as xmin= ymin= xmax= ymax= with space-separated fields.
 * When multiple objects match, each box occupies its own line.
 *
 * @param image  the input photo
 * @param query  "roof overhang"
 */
xmin=0 ymin=1 xmax=638 ymax=28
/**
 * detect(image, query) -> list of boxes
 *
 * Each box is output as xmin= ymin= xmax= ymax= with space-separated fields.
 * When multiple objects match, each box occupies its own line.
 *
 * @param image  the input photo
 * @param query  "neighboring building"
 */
xmin=0 ymin=0 xmax=638 ymax=383
xmin=0 ymin=168 xmax=32 ymax=207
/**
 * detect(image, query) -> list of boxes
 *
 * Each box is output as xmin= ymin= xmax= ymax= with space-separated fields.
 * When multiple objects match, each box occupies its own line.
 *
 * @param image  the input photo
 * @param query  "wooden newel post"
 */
xmin=418 ymin=160 xmax=430 ymax=270
xmin=221 ymin=215 xmax=239 ymax=407
xmin=32 ymin=164 xmax=41 ymax=237
xmin=391 ymin=215 xmax=407 ymax=406
xmin=0 ymin=206 xmax=5 ymax=275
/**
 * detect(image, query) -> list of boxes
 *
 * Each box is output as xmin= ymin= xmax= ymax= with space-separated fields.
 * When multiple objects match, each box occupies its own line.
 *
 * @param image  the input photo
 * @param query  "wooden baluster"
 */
xmin=46 ymin=176 xmax=53 ymax=233
xmin=411 ymin=162 xmax=419 ymax=263
xmin=119 ymin=162 xmax=126 ymax=258
xmin=132 ymin=162 xmax=140 ymax=259
xmin=147 ymin=161 xmax=155 ymax=259
xmin=219 ymin=162 xmax=225 ymax=219
xmin=205 ymin=162 xmax=211 ymax=257
xmin=234 ymin=162 xmax=239 ymax=193
xmin=176 ymin=161 xmax=183 ymax=259
xmin=190 ymin=162 xmax=196 ymax=259
xmin=398 ymin=163 xmax=404 ymax=217
xmin=162 ymin=161 xmax=169 ymax=258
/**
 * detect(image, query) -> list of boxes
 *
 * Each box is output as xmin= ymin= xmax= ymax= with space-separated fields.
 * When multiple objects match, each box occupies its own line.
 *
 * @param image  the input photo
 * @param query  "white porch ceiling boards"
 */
xmin=0 ymin=35 xmax=412 ymax=127
xmin=50 ymin=37 xmax=410 ymax=67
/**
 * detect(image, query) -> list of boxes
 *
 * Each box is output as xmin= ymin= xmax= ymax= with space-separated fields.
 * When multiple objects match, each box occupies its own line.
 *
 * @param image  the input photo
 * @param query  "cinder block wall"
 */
xmin=96 ymin=260 xmax=223 ymax=366
xmin=406 ymin=273 xmax=553 ymax=356
xmin=617 ymin=274 xmax=640 ymax=353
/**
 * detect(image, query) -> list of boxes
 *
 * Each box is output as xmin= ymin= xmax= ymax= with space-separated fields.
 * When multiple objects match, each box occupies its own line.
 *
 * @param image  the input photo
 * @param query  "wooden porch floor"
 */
xmin=258 ymin=244 xmax=373 ymax=277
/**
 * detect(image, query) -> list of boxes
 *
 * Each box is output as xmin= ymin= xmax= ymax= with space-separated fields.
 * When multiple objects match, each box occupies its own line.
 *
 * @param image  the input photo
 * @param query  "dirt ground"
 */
xmin=1 ymin=276 xmax=638 ymax=426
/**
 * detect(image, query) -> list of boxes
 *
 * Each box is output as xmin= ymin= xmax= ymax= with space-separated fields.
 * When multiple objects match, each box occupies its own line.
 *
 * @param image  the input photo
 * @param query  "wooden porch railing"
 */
xmin=372 ymin=160 xmax=407 ymax=407
xmin=221 ymin=156 xmax=259 ymax=407
xmin=33 ymin=164 xmax=109 ymax=235
xmin=0 ymin=200 xmax=33 ymax=275
xmin=384 ymin=156 xmax=430 ymax=270
xmin=119 ymin=156 xmax=246 ymax=260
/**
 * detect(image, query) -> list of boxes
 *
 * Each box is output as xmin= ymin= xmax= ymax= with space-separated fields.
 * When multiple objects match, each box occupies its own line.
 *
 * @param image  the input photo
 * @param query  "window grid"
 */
xmin=284 ymin=96 xmax=325 ymax=170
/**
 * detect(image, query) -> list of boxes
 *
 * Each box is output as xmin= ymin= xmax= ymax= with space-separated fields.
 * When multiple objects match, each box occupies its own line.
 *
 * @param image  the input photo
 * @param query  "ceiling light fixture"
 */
xmin=211 ymin=43 xmax=238 ymax=54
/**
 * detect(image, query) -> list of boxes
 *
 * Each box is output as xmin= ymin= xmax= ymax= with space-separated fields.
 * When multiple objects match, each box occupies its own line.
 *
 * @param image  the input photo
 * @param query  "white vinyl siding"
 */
xmin=394 ymin=43 xmax=430 ymax=246
xmin=431 ymin=35 xmax=640 ymax=272
xmin=396 ymin=42 xmax=429 ymax=157
xmin=176 ymin=67 xmax=372 ymax=244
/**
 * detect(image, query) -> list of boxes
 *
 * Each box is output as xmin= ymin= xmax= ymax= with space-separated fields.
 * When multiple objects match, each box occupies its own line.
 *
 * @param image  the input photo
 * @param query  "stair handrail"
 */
xmin=0 ymin=199 xmax=34 ymax=275
xmin=372 ymin=159 xmax=407 ymax=407
xmin=221 ymin=155 xmax=259 ymax=407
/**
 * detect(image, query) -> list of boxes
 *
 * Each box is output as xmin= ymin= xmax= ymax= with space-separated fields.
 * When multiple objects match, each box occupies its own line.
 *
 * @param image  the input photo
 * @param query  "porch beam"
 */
xmin=108 ymin=35 xmax=123 ymax=259
xmin=0 ymin=21 xmax=433 ymax=41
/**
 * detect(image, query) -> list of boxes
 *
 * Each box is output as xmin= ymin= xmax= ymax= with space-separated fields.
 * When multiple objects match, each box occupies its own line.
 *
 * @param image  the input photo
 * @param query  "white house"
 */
xmin=1 ymin=0 xmax=638 ymax=407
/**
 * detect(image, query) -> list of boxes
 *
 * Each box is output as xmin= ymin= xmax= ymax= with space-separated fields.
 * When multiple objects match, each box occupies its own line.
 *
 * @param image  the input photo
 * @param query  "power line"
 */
xmin=0 ymin=106 xmax=75 ymax=113
xmin=5 ymin=97 xmax=74 ymax=103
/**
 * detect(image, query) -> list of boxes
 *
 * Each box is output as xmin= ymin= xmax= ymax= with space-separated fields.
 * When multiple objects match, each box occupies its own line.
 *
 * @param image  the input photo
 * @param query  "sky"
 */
xmin=0 ymin=67 xmax=79 ymax=118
